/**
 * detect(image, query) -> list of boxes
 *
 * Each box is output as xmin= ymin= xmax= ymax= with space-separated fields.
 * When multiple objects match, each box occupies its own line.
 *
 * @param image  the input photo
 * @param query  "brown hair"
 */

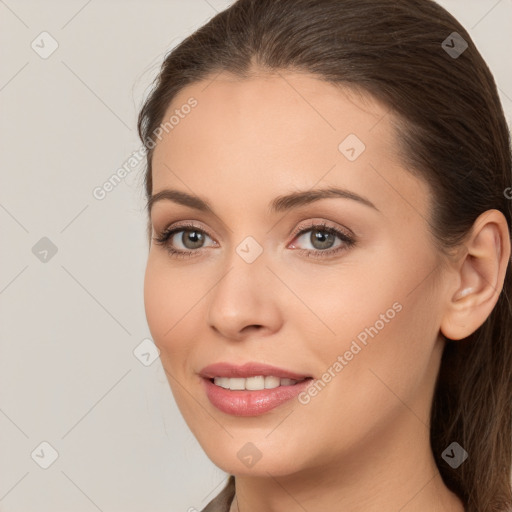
xmin=137 ymin=0 xmax=512 ymax=509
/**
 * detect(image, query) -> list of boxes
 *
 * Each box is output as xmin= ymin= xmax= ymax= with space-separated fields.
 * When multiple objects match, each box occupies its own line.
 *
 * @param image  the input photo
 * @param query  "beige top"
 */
xmin=201 ymin=476 xmax=236 ymax=512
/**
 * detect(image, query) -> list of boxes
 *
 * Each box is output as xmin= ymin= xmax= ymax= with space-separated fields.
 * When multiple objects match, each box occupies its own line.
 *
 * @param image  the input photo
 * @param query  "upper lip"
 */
xmin=199 ymin=362 xmax=312 ymax=380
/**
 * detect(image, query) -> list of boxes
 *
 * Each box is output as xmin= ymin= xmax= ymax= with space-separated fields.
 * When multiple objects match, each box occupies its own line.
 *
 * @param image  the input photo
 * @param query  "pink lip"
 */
xmin=198 ymin=362 xmax=314 ymax=416
xmin=199 ymin=362 xmax=311 ymax=380
xmin=201 ymin=377 xmax=313 ymax=416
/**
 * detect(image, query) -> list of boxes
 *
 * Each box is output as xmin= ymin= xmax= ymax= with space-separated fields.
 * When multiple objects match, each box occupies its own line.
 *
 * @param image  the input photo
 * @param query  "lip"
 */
xmin=201 ymin=377 xmax=313 ymax=416
xmin=199 ymin=362 xmax=311 ymax=380
xmin=198 ymin=362 xmax=314 ymax=416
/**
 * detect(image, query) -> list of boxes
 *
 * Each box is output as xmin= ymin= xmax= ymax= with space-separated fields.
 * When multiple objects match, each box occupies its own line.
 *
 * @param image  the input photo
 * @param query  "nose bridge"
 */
xmin=234 ymin=234 xmax=266 ymax=266
xmin=212 ymin=233 xmax=268 ymax=304
xmin=206 ymin=233 xmax=281 ymax=337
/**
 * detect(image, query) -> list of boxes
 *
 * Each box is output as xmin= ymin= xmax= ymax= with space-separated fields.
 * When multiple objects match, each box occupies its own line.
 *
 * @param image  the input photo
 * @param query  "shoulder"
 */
xmin=200 ymin=475 xmax=236 ymax=512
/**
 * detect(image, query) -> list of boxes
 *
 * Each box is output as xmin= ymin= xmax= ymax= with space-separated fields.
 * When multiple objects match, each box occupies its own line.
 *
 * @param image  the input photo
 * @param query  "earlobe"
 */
xmin=440 ymin=209 xmax=511 ymax=341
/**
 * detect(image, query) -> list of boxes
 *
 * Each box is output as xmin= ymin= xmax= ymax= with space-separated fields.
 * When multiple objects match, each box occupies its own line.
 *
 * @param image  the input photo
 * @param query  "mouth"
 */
xmin=208 ymin=375 xmax=310 ymax=390
xmin=199 ymin=361 xmax=312 ymax=380
xmin=199 ymin=362 xmax=314 ymax=416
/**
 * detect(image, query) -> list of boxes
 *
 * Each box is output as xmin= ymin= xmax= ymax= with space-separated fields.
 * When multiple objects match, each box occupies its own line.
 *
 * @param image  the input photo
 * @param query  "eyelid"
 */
xmin=153 ymin=218 xmax=356 ymax=259
xmin=290 ymin=218 xmax=356 ymax=241
xmin=155 ymin=217 xmax=354 ymax=240
xmin=154 ymin=219 xmax=215 ymax=238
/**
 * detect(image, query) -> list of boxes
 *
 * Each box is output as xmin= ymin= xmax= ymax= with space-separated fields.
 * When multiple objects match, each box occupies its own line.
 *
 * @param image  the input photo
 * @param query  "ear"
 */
xmin=440 ymin=209 xmax=511 ymax=341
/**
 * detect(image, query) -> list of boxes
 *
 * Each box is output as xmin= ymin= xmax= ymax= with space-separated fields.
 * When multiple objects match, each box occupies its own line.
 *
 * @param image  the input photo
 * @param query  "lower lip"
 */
xmin=202 ymin=377 xmax=313 ymax=416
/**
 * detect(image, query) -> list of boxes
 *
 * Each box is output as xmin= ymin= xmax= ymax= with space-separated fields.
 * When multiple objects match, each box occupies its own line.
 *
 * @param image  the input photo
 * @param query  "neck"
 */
xmin=229 ymin=410 xmax=464 ymax=512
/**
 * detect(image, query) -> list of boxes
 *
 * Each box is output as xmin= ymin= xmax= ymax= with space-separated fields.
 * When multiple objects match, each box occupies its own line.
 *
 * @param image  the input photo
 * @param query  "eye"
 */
xmin=153 ymin=220 xmax=356 ymax=260
xmin=289 ymin=221 xmax=356 ymax=259
xmin=153 ymin=222 xmax=216 ymax=259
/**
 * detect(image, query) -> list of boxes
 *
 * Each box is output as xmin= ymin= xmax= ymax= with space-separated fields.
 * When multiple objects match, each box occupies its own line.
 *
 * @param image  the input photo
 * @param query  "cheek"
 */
xmin=290 ymin=243 xmax=440 ymax=392
xmin=280 ymin=251 xmax=403 ymax=349
xmin=143 ymin=259 xmax=169 ymax=342
xmin=301 ymin=285 xmax=440 ymax=440
xmin=143 ymin=256 xmax=193 ymax=360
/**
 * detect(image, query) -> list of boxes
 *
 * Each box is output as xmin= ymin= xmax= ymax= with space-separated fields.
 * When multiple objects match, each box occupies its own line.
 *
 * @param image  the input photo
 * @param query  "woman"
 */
xmin=137 ymin=0 xmax=512 ymax=510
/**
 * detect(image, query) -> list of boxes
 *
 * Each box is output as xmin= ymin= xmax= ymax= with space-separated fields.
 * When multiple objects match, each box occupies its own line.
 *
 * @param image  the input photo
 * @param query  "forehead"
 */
xmin=156 ymin=70 xmax=392 ymax=154
xmin=150 ymin=71 xmax=430 ymax=222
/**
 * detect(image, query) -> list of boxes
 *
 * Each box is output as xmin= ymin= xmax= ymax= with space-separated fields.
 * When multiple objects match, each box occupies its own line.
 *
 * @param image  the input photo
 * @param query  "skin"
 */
xmin=144 ymin=69 xmax=510 ymax=512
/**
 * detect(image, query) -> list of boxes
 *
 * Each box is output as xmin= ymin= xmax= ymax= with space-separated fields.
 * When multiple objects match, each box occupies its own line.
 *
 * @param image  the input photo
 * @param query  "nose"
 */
xmin=206 ymin=251 xmax=283 ymax=341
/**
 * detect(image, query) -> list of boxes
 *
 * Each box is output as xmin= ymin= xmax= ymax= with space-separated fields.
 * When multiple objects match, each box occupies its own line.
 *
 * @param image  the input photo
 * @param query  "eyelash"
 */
xmin=153 ymin=220 xmax=356 ymax=260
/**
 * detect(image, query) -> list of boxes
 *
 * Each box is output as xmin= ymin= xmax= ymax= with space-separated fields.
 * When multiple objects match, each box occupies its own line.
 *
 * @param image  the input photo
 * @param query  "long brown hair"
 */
xmin=137 ymin=1 xmax=512 ymax=509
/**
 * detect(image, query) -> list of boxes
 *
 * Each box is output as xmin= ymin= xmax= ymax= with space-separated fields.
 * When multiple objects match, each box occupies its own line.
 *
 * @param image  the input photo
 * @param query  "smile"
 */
xmin=212 ymin=375 xmax=307 ymax=390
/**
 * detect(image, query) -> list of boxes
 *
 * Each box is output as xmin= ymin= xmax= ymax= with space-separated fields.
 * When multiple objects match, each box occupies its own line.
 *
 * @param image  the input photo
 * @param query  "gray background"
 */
xmin=0 ymin=1 xmax=511 ymax=510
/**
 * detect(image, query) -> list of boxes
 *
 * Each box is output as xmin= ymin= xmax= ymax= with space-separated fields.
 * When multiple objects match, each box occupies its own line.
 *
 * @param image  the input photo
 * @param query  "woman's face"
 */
xmin=144 ymin=70 xmax=452 ymax=477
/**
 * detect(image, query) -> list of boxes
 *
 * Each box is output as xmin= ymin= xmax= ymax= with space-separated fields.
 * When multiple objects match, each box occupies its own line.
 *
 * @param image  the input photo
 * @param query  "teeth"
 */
xmin=246 ymin=376 xmax=265 ymax=390
xmin=213 ymin=375 xmax=302 ymax=390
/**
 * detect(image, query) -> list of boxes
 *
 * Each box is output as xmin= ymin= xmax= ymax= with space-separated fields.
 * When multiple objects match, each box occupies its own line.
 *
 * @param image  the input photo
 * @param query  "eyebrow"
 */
xmin=147 ymin=186 xmax=380 ymax=215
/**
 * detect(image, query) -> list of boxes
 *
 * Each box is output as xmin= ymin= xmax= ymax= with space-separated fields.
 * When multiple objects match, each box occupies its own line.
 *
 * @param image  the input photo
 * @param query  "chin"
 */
xmin=198 ymin=436 xmax=309 ymax=477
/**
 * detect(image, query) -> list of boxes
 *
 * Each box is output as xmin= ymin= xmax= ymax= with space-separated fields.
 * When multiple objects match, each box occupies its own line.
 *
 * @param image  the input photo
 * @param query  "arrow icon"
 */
xmin=134 ymin=338 xmax=160 ymax=366
xmin=31 ymin=441 xmax=59 ymax=468
xmin=339 ymin=134 xmax=365 ymax=161
xmin=441 ymin=441 xmax=468 ymax=468
xmin=237 ymin=441 xmax=263 ymax=467
xmin=31 ymin=31 xmax=59 ymax=60
xmin=442 ymin=32 xmax=467 ymax=59
xmin=32 ymin=237 xmax=58 ymax=262
xmin=236 ymin=237 xmax=263 ymax=263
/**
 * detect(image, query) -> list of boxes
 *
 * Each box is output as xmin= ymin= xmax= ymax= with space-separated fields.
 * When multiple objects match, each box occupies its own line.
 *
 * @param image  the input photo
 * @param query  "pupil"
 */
xmin=312 ymin=229 xmax=334 ymax=249
xmin=184 ymin=230 xmax=204 ymax=249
